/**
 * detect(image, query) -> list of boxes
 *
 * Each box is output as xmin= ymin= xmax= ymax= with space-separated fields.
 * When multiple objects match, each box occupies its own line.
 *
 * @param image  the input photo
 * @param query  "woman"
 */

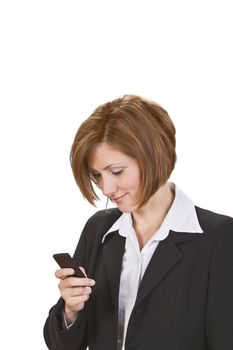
xmin=44 ymin=95 xmax=233 ymax=350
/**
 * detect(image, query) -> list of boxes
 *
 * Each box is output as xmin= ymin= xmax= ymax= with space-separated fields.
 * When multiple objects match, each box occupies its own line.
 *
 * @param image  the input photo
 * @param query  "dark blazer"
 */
xmin=44 ymin=207 xmax=233 ymax=350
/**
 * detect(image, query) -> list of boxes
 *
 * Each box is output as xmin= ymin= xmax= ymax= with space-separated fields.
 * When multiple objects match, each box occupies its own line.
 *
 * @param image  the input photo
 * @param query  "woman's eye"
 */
xmin=112 ymin=170 xmax=123 ymax=175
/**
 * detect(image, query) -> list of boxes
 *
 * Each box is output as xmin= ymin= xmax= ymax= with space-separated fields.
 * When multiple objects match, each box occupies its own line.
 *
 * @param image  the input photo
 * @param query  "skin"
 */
xmin=55 ymin=267 xmax=95 ymax=325
xmin=56 ymin=142 xmax=174 ymax=324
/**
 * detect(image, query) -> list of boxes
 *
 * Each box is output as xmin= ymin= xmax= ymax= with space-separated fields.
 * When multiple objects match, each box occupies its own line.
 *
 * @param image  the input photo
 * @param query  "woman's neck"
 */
xmin=132 ymin=183 xmax=175 ymax=249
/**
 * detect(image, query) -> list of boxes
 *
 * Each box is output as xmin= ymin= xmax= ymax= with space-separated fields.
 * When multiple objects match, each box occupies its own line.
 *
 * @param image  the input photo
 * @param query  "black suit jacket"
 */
xmin=44 ymin=207 xmax=233 ymax=350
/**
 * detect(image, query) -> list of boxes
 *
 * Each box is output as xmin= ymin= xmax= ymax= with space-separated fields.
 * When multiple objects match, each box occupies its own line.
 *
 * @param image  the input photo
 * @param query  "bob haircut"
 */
xmin=70 ymin=95 xmax=176 ymax=208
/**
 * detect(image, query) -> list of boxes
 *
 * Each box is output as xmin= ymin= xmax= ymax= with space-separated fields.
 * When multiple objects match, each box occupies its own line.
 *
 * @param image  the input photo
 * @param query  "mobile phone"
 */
xmin=53 ymin=253 xmax=86 ymax=278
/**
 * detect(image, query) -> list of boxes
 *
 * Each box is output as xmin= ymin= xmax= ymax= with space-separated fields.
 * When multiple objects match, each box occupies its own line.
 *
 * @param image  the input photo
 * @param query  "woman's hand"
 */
xmin=55 ymin=268 xmax=95 ymax=325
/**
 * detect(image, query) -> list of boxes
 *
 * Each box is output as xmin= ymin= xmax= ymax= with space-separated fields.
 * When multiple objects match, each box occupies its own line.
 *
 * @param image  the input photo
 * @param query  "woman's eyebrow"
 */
xmin=89 ymin=164 xmax=126 ymax=172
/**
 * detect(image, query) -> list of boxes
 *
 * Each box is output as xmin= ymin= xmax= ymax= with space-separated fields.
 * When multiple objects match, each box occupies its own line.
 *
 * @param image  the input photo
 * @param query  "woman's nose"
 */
xmin=101 ymin=176 xmax=117 ymax=197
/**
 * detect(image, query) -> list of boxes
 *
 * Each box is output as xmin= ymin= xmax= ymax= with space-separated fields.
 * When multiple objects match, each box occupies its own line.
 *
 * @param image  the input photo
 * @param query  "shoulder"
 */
xmin=73 ymin=208 xmax=123 ymax=261
xmin=196 ymin=206 xmax=233 ymax=229
xmin=195 ymin=206 xmax=233 ymax=242
xmin=83 ymin=208 xmax=122 ymax=237
xmin=86 ymin=207 xmax=122 ymax=225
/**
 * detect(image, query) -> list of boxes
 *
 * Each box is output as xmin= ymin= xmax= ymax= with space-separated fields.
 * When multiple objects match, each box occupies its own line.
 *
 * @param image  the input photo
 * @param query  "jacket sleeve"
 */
xmin=206 ymin=220 xmax=233 ymax=349
xmin=43 ymin=208 xmax=121 ymax=350
xmin=43 ymin=223 xmax=89 ymax=350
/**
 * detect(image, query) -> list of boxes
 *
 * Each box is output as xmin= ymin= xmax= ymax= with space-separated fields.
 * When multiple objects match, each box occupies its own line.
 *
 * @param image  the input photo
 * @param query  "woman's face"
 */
xmin=88 ymin=142 xmax=140 ymax=212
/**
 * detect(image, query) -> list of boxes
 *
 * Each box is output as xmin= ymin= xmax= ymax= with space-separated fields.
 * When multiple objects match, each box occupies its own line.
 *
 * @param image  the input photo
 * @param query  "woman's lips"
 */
xmin=111 ymin=194 xmax=127 ymax=203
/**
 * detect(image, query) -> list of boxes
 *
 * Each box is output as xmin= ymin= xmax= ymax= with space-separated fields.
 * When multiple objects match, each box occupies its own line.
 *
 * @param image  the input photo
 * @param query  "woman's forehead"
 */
xmin=88 ymin=143 xmax=135 ymax=170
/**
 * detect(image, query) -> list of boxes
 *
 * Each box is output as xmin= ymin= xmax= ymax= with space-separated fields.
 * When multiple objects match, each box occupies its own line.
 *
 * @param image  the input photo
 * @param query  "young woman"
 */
xmin=44 ymin=95 xmax=233 ymax=350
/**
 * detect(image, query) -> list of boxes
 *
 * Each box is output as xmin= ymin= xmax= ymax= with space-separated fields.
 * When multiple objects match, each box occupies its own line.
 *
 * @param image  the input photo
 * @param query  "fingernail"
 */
xmin=89 ymin=279 xmax=95 ymax=286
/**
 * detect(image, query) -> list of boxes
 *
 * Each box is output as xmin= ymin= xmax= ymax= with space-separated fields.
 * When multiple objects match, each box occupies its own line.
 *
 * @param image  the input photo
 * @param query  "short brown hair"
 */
xmin=70 ymin=95 xmax=176 ymax=207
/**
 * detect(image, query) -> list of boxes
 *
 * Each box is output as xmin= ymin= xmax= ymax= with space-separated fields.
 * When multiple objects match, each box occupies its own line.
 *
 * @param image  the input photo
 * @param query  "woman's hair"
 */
xmin=70 ymin=95 xmax=176 ymax=207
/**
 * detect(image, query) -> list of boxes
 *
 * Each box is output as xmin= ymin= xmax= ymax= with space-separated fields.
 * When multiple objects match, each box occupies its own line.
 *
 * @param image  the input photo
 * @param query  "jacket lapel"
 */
xmin=102 ymin=231 xmax=126 ymax=309
xmin=135 ymin=230 xmax=199 ymax=306
xmin=102 ymin=228 xmax=199 ymax=309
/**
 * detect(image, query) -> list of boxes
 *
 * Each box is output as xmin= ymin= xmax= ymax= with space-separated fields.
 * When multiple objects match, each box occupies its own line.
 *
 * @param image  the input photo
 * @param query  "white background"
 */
xmin=0 ymin=1 xmax=232 ymax=349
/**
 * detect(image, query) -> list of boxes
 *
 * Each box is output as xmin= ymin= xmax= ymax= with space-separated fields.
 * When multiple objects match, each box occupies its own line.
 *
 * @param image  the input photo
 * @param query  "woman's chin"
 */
xmin=116 ymin=202 xmax=138 ymax=213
